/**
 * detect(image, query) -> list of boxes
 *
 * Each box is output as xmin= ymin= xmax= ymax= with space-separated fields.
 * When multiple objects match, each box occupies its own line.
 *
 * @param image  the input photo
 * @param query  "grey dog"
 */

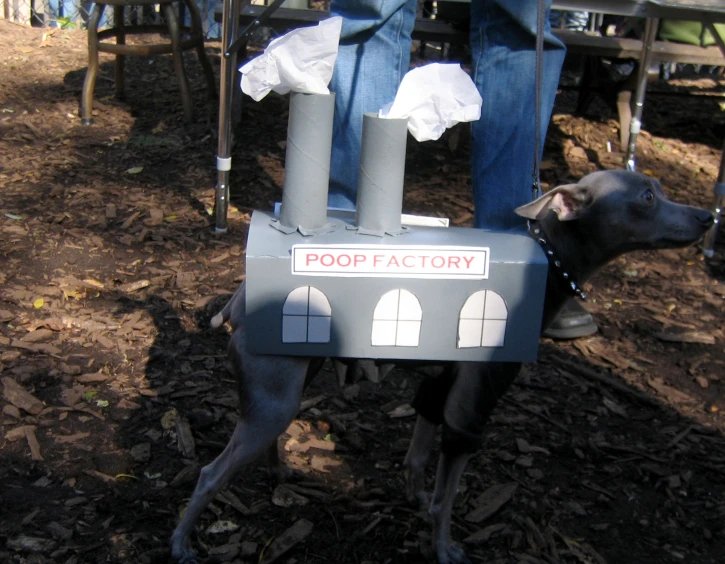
xmin=171 ymin=170 xmax=714 ymax=564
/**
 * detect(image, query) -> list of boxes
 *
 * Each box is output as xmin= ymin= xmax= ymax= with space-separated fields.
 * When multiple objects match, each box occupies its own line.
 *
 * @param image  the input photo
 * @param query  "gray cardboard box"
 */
xmin=245 ymin=210 xmax=548 ymax=362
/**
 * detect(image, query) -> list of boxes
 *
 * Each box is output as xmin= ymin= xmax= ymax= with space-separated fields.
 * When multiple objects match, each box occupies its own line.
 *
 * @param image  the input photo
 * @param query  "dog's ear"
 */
xmin=515 ymin=184 xmax=591 ymax=221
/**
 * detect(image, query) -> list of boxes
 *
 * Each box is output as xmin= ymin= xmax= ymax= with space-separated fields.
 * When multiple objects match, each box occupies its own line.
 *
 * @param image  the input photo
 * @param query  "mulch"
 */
xmin=1 ymin=18 xmax=725 ymax=564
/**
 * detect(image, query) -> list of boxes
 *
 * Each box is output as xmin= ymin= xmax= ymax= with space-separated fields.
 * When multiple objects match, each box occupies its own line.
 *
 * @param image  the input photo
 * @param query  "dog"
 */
xmin=170 ymin=170 xmax=713 ymax=564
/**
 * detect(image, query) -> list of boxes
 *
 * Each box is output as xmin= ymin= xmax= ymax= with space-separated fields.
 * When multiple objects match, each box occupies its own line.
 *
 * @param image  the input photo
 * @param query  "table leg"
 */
xmin=214 ymin=0 xmax=241 ymax=233
xmin=702 ymin=139 xmax=725 ymax=258
xmin=625 ymin=17 xmax=659 ymax=172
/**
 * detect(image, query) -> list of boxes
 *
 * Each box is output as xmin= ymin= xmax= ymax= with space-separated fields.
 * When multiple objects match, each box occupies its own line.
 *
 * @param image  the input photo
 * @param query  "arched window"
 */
xmin=371 ymin=289 xmax=422 ymax=347
xmin=457 ymin=290 xmax=508 ymax=348
xmin=282 ymin=286 xmax=332 ymax=343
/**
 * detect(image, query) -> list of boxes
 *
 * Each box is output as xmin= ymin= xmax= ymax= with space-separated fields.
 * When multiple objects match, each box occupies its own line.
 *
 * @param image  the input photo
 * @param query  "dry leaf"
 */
xmin=465 ymin=483 xmax=518 ymax=523
xmin=2 ymin=377 xmax=44 ymax=414
xmin=260 ymin=519 xmax=313 ymax=564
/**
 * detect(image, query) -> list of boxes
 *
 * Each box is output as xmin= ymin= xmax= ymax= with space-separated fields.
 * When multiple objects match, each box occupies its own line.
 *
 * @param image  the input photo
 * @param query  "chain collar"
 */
xmin=527 ymin=221 xmax=587 ymax=300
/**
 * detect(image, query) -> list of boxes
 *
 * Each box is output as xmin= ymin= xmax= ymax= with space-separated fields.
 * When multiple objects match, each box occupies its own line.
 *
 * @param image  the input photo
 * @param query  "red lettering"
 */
xmin=387 ymin=255 xmax=400 ymax=268
xmin=402 ymin=255 xmax=415 ymax=267
xmin=374 ymin=255 xmax=384 ymax=266
xmin=337 ymin=254 xmax=351 ymax=267
xmin=354 ymin=254 xmax=366 ymax=267
xmin=431 ymin=256 xmax=445 ymax=268
xmin=418 ymin=255 xmax=428 ymax=268
xmin=462 ymin=256 xmax=475 ymax=269
xmin=306 ymin=253 xmax=319 ymax=266
xmin=448 ymin=256 xmax=461 ymax=268
xmin=320 ymin=254 xmax=334 ymax=267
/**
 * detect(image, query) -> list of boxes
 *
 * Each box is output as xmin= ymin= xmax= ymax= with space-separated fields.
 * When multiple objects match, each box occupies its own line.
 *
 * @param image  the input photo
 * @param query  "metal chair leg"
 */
xmin=114 ymin=6 xmax=126 ymax=99
xmin=81 ymin=4 xmax=104 ymax=125
xmin=163 ymin=2 xmax=194 ymax=122
xmin=183 ymin=0 xmax=217 ymax=100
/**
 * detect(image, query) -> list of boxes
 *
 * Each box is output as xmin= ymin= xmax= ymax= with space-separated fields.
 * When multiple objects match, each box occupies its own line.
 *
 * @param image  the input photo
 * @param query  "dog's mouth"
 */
xmin=654 ymin=234 xmax=706 ymax=249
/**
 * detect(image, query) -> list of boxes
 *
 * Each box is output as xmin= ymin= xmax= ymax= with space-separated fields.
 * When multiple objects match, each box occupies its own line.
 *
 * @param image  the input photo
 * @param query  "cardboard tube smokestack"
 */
xmin=356 ymin=113 xmax=407 ymax=235
xmin=279 ymin=91 xmax=335 ymax=232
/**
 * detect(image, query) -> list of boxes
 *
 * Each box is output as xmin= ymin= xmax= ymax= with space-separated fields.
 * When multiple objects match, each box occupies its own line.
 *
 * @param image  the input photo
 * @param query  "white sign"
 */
xmin=292 ymin=244 xmax=489 ymax=280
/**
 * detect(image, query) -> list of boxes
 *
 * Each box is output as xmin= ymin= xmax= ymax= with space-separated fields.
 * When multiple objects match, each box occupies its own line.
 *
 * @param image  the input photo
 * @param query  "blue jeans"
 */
xmin=183 ymin=1 xmax=222 ymax=40
xmin=48 ymin=0 xmax=108 ymax=28
xmin=47 ymin=0 xmax=77 ymax=26
xmin=328 ymin=0 xmax=566 ymax=230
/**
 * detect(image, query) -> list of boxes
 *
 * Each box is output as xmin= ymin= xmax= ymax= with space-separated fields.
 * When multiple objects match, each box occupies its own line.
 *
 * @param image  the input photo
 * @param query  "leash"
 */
xmin=531 ymin=0 xmax=547 ymax=201
xmin=527 ymin=3 xmax=586 ymax=301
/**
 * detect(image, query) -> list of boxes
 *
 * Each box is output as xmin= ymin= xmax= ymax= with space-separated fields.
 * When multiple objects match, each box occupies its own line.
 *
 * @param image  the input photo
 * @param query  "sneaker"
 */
xmin=542 ymin=299 xmax=598 ymax=340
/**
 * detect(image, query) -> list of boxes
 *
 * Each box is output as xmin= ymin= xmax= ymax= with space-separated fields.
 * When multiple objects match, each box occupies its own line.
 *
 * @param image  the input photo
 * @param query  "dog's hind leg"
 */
xmin=264 ymin=357 xmax=326 ymax=486
xmin=170 ymin=354 xmax=310 ymax=563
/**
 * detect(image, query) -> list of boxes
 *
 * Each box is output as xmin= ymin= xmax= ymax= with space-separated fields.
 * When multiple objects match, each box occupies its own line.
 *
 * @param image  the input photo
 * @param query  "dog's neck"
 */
xmin=528 ymin=221 xmax=587 ymax=300
xmin=531 ymin=215 xmax=609 ymax=330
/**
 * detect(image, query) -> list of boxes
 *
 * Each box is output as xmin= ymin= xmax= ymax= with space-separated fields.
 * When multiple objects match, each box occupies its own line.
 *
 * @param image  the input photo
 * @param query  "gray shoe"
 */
xmin=542 ymin=299 xmax=598 ymax=339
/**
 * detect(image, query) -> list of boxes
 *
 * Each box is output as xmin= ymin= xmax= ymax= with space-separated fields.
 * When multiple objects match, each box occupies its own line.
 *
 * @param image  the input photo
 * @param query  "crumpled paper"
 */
xmin=380 ymin=63 xmax=482 ymax=142
xmin=240 ymin=16 xmax=343 ymax=101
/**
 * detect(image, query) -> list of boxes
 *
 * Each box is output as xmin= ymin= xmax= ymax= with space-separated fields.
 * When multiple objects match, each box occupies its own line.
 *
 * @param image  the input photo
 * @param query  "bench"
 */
xmin=216 ymin=4 xmax=723 ymax=149
xmin=218 ymin=5 xmax=725 ymax=67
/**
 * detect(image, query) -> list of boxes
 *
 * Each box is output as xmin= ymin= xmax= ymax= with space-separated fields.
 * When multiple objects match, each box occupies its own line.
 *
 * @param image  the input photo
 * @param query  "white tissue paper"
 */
xmin=380 ymin=63 xmax=483 ymax=142
xmin=240 ymin=16 xmax=343 ymax=102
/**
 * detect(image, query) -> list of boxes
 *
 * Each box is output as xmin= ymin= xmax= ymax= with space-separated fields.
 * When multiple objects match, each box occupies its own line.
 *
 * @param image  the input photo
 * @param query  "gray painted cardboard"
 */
xmin=277 ymin=91 xmax=336 ymax=234
xmin=355 ymin=113 xmax=408 ymax=236
xmin=245 ymin=210 xmax=548 ymax=362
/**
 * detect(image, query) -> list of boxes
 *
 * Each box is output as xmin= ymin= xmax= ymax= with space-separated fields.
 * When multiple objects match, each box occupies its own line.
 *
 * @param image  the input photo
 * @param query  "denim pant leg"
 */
xmin=327 ymin=0 xmax=416 ymax=210
xmin=470 ymin=0 xmax=565 ymax=230
xmin=48 ymin=0 xmax=78 ymax=25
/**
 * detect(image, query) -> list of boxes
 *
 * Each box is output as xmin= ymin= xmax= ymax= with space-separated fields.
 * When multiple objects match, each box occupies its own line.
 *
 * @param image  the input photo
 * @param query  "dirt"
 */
xmin=1 ymin=17 xmax=725 ymax=564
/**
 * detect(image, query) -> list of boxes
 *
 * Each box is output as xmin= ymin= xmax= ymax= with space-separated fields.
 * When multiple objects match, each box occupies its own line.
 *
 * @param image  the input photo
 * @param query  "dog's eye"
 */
xmin=642 ymin=189 xmax=655 ymax=204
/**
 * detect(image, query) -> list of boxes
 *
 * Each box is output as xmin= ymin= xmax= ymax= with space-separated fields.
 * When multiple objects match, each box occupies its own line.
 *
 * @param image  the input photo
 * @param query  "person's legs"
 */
xmin=470 ymin=0 xmax=565 ymax=231
xmin=471 ymin=1 xmax=595 ymax=338
xmin=328 ymin=0 xmax=417 ymax=209
xmin=48 ymin=0 xmax=78 ymax=27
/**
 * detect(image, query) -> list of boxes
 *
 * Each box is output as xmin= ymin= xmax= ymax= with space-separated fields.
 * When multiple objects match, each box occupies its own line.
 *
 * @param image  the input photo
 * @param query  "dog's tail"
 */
xmin=210 ymin=281 xmax=245 ymax=329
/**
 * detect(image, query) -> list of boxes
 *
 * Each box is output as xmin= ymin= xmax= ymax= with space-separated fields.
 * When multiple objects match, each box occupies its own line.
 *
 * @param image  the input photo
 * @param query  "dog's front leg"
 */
xmin=404 ymin=415 xmax=438 ymax=507
xmin=424 ymin=361 xmax=519 ymax=564
xmin=429 ymin=450 xmax=473 ymax=564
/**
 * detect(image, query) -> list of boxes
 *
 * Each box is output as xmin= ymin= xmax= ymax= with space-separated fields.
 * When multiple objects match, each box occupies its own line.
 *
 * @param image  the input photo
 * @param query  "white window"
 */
xmin=371 ymin=289 xmax=422 ymax=347
xmin=457 ymin=290 xmax=508 ymax=348
xmin=282 ymin=286 xmax=332 ymax=343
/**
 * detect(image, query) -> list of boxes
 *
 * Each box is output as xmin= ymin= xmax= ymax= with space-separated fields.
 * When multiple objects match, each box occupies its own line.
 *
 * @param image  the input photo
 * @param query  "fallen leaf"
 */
xmin=126 ymin=166 xmax=144 ymax=174
xmin=272 ymin=485 xmax=310 ymax=508
xmin=655 ymin=331 xmax=716 ymax=345
xmin=206 ymin=520 xmax=239 ymax=535
xmin=465 ymin=483 xmax=518 ymax=523
xmin=260 ymin=519 xmax=313 ymax=564
xmin=2 ymin=377 xmax=45 ymax=415
xmin=25 ymin=426 xmax=43 ymax=460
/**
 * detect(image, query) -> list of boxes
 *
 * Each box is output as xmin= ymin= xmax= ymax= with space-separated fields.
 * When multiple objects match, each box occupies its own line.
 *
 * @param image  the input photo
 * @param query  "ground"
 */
xmin=1 ymin=17 xmax=725 ymax=564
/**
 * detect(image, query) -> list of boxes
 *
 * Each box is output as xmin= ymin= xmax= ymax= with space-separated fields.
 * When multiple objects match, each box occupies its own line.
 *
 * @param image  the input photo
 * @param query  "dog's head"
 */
xmin=515 ymin=170 xmax=713 ymax=254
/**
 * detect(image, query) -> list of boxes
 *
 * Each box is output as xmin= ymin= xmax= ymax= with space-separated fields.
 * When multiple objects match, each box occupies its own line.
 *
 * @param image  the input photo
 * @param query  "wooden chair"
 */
xmin=81 ymin=0 xmax=217 ymax=124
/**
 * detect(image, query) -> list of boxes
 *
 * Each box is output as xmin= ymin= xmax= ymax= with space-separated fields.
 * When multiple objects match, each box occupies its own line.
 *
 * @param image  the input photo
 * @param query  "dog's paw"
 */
xmin=170 ymin=533 xmax=198 ymax=564
xmin=435 ymin=541 xmax=472 ymax=564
